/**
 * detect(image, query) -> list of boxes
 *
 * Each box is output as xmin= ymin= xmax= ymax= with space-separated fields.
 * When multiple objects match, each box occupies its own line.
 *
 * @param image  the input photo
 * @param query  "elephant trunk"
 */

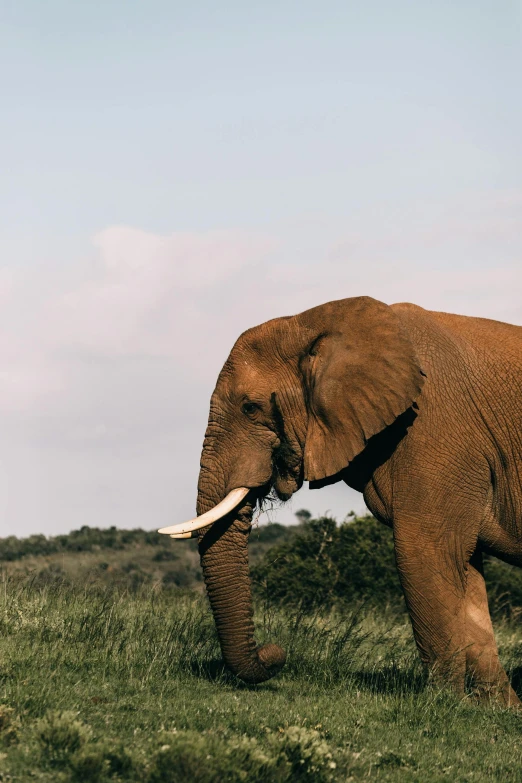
xmin=197 ymin=480 xmax=286 ymax=683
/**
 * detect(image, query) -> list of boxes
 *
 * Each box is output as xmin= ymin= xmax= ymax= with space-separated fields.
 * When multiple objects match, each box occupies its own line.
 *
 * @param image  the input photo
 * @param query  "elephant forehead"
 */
xmin=215 ymin=318 xmax=304 ymax=398
xmin=226 ymin=361 xmax=273 ymax=394
xmin=214 ymin=355 xmax=271 ymax=401
xmin=233 ymin=316 xmax=301 ymax=356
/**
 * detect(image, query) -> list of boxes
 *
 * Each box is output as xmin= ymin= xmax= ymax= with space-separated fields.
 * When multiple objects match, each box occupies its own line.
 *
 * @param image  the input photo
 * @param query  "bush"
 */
xmin=0 ymin=525 xmax=197 ymax=562
xmin=5 ymin=514 xmax=522 ymax=622
xmin=252 ymin=515 xmax=401 ymax=612
xmin=146 ymin=727 xmax=340 ymax=783
xmin=35 ymin=710 xmax=91 ymax=768
xmin=163 ymin=565 xmax=201 ymax=588
xmin=252 ymin=523 xmax=292 ymax=545
xmin=0 ymin=704 xmax=20 ymax=746
xmin=275 ymin=726 xmax=338 ymax=782
xmin=484 ymin=556 xmax=522 ymax=620
xmin=69 ymin=747 xmax=111 ymax=781
xmin=70 ymin=743 xmax=137 ymax=782
xmin=153 ymin=548 xmax=178 ymax=562
xmin=147 ymin=731 xmax=276 ymax=783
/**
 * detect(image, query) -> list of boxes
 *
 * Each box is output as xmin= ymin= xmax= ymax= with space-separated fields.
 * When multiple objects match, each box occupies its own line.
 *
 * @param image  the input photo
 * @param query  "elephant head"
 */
xmin=160 ymin=297 xmax=424 ymax=683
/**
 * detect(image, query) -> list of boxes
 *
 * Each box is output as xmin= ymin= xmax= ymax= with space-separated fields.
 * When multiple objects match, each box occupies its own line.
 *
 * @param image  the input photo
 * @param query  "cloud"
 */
xmin=0 ymin=228 xmax=274 ymax=412
xmin=47 ymin=226 xmax=275 ymax=360
xmin=4 ymin=189 xmax=520 ymax=413
xmin=264 ymin=190 xmax=522 ymax=323
xmin=0 ymin=189 xmax=521 ymax=534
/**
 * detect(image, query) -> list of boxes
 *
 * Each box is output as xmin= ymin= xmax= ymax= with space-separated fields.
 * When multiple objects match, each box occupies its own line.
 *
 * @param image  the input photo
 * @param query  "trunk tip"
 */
xmin=257 ymin=643 xmax=287 ymax=674
xmin=230 ymin=643 xmax=287 ymax=685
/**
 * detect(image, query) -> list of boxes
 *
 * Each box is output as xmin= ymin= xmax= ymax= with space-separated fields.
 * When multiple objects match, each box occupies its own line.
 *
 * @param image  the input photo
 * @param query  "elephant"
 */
xmin=160 ymin=296 xmax=522 ymax=706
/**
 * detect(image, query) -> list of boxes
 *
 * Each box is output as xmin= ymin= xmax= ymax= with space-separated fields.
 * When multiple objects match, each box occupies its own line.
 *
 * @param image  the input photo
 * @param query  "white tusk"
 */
xmin=158 ymin=487 xmax=250 ymax=537
xmin=170 ymin=531 xmax=197 ymax=540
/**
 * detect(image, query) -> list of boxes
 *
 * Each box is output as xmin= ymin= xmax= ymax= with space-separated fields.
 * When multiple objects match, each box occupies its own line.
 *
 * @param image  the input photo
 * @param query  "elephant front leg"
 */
xmin=395 ymin=545 xmax=468 ymax=693
xmin=464 ymin=551 xmax=520 ymax=707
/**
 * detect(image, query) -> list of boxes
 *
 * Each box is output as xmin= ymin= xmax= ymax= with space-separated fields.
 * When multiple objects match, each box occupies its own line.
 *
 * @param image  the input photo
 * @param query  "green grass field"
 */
xmin=1 ymin=577 xmax=522 ymax=782
xmin=2 ymin=519 xmax=522 ymax=781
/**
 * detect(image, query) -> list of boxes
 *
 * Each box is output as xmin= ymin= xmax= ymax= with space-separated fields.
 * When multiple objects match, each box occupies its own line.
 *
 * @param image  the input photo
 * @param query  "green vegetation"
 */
xmin=253 ymin=515 xmax=522 ymax=621
xmin=0 ymin=522 xmax=290 ymax=595
xmin=252 ymin=515 xmax=402 ymax=613
xmin=1 ymin=514 xmax=522 ymax=781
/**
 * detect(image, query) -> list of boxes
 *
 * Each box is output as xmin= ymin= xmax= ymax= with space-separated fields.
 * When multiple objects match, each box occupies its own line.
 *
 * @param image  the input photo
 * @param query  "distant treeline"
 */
xmin=0 ymin=521 xmax=291 ymax=563
xmin=0 ymin=526 xmax=167 ymax=561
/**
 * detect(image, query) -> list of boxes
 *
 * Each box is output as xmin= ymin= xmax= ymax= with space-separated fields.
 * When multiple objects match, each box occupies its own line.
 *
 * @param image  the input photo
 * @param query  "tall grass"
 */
xmin=1 ymin=575 xmax=522 ymax=780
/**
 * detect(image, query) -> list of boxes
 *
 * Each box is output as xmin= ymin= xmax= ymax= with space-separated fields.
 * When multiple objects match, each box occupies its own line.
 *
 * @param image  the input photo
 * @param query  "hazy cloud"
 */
xmin=1 ymin=190 xmax=521 ymax=535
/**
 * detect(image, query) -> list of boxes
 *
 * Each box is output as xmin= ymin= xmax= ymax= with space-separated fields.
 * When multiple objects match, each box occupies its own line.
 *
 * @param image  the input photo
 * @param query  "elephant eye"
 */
xmin=242 ymin=401 xmax=260 ymax=416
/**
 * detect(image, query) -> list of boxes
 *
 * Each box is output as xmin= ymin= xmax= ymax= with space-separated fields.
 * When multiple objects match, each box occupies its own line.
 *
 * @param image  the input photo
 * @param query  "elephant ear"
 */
xmin=299 ymin=297 xmax=424 ymax=483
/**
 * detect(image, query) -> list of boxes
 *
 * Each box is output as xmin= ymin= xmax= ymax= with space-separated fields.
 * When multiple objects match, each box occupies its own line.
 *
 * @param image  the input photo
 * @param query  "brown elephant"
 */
xmin=160 ymin=296 xmax=522 ymax=706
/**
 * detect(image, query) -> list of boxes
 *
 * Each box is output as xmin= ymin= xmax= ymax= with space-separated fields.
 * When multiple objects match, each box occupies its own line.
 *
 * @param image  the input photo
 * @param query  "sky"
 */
xmin=1 ymin=1 xmax=521 ymax=537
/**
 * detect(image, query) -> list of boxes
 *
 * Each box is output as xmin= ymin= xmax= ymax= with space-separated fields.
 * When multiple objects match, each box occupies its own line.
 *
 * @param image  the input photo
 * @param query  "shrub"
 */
xmin=69 ymin=747 xmax=110 ymax=781
xmin=484 ymin=556 xmax=522 ymax=619
xmin=0 ymin=525 xmax=195 ymax=562
xmin=35 ymin=710 xmax=91 ymax=768
xmin=4 ymin=514 xmax=522 ymax=621
xmin=146 ymin=727 xmax=340 ymax=783
xmin=70 ymin=743 xmax=137 ymax=782
xmin=103 ymin=745 xmax=137 ymax=778
xmin=0 ymin=704 xmax=20 ymax=746
xmin=273 ymin=726 xmax=338 ymax=782
xmin=153 ymin=548 xmax=178 ymax=562
xmin=252 ymin=523 xmax=292 ymax=544
xmin=163 ymin=566 xmax=200 ymax=588
xmin=30 ymin=564 xmax=69 ymax=589
xmin=252 ymin=515 xmax=402 ymax=612
xmin=146 ymin=731 xmax=276 ymax=783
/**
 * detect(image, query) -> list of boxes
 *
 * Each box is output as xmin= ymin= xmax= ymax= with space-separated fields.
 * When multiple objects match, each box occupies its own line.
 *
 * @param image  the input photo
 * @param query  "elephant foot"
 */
xmin=469 ymin=680 xmax=521 ymax=709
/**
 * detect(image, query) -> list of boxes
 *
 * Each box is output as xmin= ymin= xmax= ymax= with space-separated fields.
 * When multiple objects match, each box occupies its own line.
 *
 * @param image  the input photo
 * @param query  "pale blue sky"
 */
xmin=3 ymin=1 xmax=521 ymax=241
xmin=1 ymin=1 xmax=521 ymax=535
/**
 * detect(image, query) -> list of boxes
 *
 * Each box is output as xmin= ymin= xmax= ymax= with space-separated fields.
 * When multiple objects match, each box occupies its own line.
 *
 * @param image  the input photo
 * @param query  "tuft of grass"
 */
xmin=0 ymin=703 xmax=20 ymax=746
xmin=35 ymin=710 xmax=92 ymax=768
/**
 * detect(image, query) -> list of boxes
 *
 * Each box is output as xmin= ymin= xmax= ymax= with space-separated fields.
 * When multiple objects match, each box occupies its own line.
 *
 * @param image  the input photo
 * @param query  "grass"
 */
xmin=1 ymin=576 xmax=522 ymax=781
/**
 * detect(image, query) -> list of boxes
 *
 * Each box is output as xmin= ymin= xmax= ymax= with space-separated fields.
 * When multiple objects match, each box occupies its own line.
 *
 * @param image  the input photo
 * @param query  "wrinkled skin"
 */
xmin=195 ymin=296 xmax=522 ymax=705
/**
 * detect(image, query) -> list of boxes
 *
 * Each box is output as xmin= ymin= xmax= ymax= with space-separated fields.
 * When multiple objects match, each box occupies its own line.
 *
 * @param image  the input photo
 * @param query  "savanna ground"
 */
xmin=1 ymin=516 xmax=522 ymax=781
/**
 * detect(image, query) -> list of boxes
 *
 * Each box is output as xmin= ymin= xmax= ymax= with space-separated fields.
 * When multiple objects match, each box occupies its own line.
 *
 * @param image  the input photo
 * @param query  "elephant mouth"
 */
xmin=271 ymin=440 xmax=304 ymax=501
xmin=270 ymin=476 xmax=299 ymax=502
xmin=251 ymin=442 xmax=303 ymax=506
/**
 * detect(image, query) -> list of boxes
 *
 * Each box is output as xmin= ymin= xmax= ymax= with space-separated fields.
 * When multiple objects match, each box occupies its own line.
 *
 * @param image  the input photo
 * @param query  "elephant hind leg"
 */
xmin=464 ymin=550 xmax=520 ymax=707
xmin=394 ymin=518 xmax=518 ymax=704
